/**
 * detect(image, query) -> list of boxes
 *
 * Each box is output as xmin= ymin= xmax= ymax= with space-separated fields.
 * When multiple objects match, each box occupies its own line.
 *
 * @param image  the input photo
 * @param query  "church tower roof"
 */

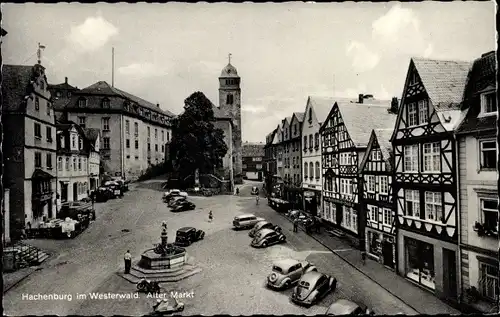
xmin=220 ymin=63 xmax=239 ymax=78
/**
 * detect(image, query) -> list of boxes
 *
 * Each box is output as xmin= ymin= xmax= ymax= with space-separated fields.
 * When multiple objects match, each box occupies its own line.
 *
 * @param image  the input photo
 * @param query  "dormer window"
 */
xmin=123 ymin=101 xmax=130 ymax=111
xmin=56 ymin=91 xmax=62 ymax=98
xmin=481 ymin=92 xmax=497 ymax=116
xmin=78 ymin=98 xmax=87 ymax=108
xmin=409 ymin=71 xmax=418 ymax=85
xmin=101 ymin=99 xmax=110 ymax=108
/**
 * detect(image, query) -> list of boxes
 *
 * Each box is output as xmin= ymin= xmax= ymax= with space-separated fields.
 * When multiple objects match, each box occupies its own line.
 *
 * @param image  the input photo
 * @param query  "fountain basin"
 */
xmin=138 ymin=244 xmax=186 ymax=269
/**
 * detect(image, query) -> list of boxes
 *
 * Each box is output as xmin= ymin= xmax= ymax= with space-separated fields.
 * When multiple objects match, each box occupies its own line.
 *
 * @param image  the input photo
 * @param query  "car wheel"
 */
xmin=262 ymin=241 xmax=268 ymax=248
xmin=284 ymin=280 xmax=291 ymax=289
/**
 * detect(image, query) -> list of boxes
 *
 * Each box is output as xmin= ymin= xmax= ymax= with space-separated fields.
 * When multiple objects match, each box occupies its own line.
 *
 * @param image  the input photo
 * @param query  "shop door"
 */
xmin=61 ymin=184 xmax=68 ymax=202
xmin=443 ymin=249 xmax=457 ymax=300
xmin=382 ymin=241 xmax=394 ymax=269
xmin=73 ymin=183 xmax=78 ymax=201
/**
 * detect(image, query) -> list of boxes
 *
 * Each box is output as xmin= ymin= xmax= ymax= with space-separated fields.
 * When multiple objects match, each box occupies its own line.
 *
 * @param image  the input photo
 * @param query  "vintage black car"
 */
xmin=167 ymin=196 xmax=186 ymax=207
xmin=325 ymin=299 xmax=373 ymax=315
xmin=251 ymin=186 xmax=259 ymax=195
xmin=170 ymin=200 xmax=196 ymax=212
xmin=249 ymin=221 xmax=282 ymax=238
xmin=174 ymin=227 xmax=205 ymax=246
xmin=291 ymin=271 xmax=337 ymax=306
xmin=250 ymin=228 xmax=286 ymax=248
xmin=95 ymin=187 xmax=113 ymax=202
xmin=104 ymin=181 xmax=123 ymax=198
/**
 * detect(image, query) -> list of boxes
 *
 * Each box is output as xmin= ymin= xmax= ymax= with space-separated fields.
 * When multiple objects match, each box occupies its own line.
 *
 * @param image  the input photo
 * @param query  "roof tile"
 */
xmin=2 ymin=64 xmax=35 ymax=112
xmin=242 ymin=143 xmax=265 ymax=157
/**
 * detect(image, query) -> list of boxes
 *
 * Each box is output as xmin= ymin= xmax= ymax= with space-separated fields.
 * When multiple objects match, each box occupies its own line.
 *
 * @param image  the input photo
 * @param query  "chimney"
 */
xmin=157 ymin=103 xmax=160 ymax=108
xmin=390 ymin=97 xmax=399 ymax=114
xmin=358 ymin=94 xmax=364 ymax=104
xmin=65 ymin=77 xmax=68 ymax=84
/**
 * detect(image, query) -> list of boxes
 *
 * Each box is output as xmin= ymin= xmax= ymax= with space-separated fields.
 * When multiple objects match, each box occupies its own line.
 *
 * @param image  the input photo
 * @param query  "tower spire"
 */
xmin=37 ymin=43 xmax=46 ymax=65
xmin=228 ymin=53 xmax=232 ymax=64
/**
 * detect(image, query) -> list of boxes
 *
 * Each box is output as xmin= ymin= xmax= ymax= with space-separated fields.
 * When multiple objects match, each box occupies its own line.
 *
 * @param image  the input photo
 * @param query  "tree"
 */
xmin=169 ymin=92 xmax=228 ymax=179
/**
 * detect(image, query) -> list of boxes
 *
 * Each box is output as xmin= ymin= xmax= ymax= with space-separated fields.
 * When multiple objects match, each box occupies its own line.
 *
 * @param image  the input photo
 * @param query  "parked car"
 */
xmin=291 ymin=271 xmax=337 ymax=306
xmin=95 ymin=187 xmax=112 ymax=202
xmin=104 ymin=181 xmax=123 ymax=198
xmin=170 ymin=200 xmax=196 ymax=212
xmin=249 ymin=221 xmax=281 ymax=238
xmin=233 ymin=214 xmax=265 ymax=230
xmin=174 ymin=227 xmax=205 ymax=246
xmin=59 ymin=201 xmax=96 ymax=222
xmin=251 ymin=186 xmax=259 ymax=195
xmin=266 ymin=259 xmax=317 ymax=290
xmin=168 ymin=196 xmax=186 ymax=207
xmin=325 ymin=299 xmax=373 ymax=315
xmin=251 ymin=228 xmax=286 ymax=248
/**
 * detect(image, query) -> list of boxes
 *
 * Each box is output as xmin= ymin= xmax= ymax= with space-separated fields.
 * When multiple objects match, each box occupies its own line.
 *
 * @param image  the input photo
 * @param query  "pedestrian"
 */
xmin=124 ymin=250 xmax=132 ymax=274
xmin=90 ymin=190 xmax=95 ymax=207
xmin=361 ymin=251 xmax=367 ymax=265
xmin=235 ymin=187 xmax=239 ymax=195
xmin=293 ymin=217 xmax=298 ymax=233
xmin=208 ymin=210 xmax=213 ymax=222
xmin=256 ymin=195 xmax=260 ymax=205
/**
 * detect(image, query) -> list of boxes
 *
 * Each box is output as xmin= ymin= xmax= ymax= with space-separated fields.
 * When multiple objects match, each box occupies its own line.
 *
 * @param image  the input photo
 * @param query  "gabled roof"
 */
xmin=373 ymin=128 xmax=394 ymax=165
xmin=78 ymin=81 xmax=175 ymax=117
xmin=242 ymin=143 xmax=265 ymax=157
xmin=325 ymin=100 xmax=396 ymax=147
xmin=456 ymin=51 xmax=497 ymax=135
xmin=265 ymin=128 xmax=277 ymax=146
xmin=292 ymin=112 xmax=305 ymax=123
xmin=307 ymin=96 xmax=357 ymax=125
xmin=48 ymin=82 xmax=78 ymax=91
xmin=2 ymin=64 xmax=35 ymax=112
xmin=412 ymin=58 xmax=472 ymax=110
xmin=83 ymin=128 xmax=101 ymax=143
xmin=283 ymin=116 xmax=292 ymax=127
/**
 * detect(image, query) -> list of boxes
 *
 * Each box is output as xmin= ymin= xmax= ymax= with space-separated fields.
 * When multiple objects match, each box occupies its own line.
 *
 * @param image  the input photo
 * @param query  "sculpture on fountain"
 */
xmin=139 ymin=221 xmax=186 ymax=269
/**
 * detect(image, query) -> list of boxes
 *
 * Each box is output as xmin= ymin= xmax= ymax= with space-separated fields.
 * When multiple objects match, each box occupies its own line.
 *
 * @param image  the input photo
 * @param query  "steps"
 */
xmin=118 ymin=262 xmax=202 ymax=283
xmin=4 ymin=242 xmax=50 ymax=267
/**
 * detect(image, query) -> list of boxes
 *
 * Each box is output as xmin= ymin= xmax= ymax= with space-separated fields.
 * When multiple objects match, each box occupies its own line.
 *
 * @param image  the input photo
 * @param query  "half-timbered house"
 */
xmin=285 ymin=112 xmax=304 ymax=207
xmin=391 ymin=57 xmax=472 ymax=302
xmin=320 ymin=95 xmax=395 ymax=249
xmin=263 ymin=128 xmax=278 ymax=195
xmin=359 ymin=128 xmax=397 ymax=270
xmin=455 ymin=51 xmax=498 ymax=313
xmin=272 ymin=121 xmax=284 ymax=197
xmin=281 ymin=116 xmax=293 ymax=201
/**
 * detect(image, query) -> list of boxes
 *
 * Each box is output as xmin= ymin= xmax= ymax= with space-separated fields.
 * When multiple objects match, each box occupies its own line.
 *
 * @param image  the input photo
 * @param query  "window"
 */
xmin=424 ymin=192 xmax=442 ymax=221
xmin=155 ymin=129 xmax=158 ymax=139
xmin=155 ymin=144 xmax=158 ymax=152
xmin=479 ymin=262 xmax=499 ymax=300
xmin=314 ymin=133 xmax=319 ymax=149
xmin=78 ymin=98 xmax=87 ymax=108
xmin=315 ymin=162 xmax=320 ymax=179
xmin=418 ymin=100 xmax=429 ymax=125
xmin=46 ymin=126 xmax=52 ymax=142
xmin=56 ymin=91 xmax=61 ymax=98
xmin=34 ymin=152 xmax=42 ymax=168
xmin=71 ymin=135 xmax=76 ymax=149
xmin=162 ymin=130 xmax=165 ymax=142
xmin=102 ymin=118 xmax=110 ymax=131
xmin=78 ymin=117 xmax=86 ymax=128
xmin=304 ymin=162 xmax=308 ymax=179
xmin=67 ymin=91 xmax=72 ymax=98
xmin=309 ymin=162 xmax=314 ymax=180
xmin=135 ymin=140 xmax=139 ymax=149
xmin=162 ymin=145 xmax=165 ymax=152
xmin=407 ymin=102 xmax=417 ymax=126
xmin=226 ymin=94 xmax=233 ymax=105
xmin=480 ymin=198 xmax=498 ymax=233
xmin=125 ymin=120 xmax=130 ymax=135
xmin=423 ymin=142 xmax=440 ymax=172
xmin=405 ymin=190 xmax=420 ymax=217
xmin=383 ymin=208 xmax=392 ymax=226
xmin=147 ymin=127 xmax=150 ymax=138
xmin=369 ymin=205 xmax=378 ymax=222
xmin=34 ymin=123 xmax=42 ymax=138
xmin=481 ymin=92 xmax=497 ymax=115
xmin=303 ymin=136 xmax=307 ymax=151
xmin=342 ymin=206 xmax=357 ymax=233
xmin=308 ymin=108 xmax=312 ymax=122
xmin=340 ymin=179 xmax=352 ymax=195
xmin=79 ymin=138 xmax=83 ymax=150
xmin=409 ymin=72 xmax=418 ymax=85
xmin=46 ymin=103 xmax=51 ymax=116
xmin=134 ymin=122 xmax=139 ymax=136
xmin=404 ymin=144 xmax=419 ymax=172
xmin=379 ymin=176 xmax=388 ymax=194
xmin=480 ymin=140 xmax=497 ymax=169
xmin=126 ymin=139 xmax=130 ymax=148
xmin=147 ymin=143 xmax=151 ymax=151
xmin=167 ymin=131 xmax=170 ymax=142
xmin=367 ymin=175 xmax=376 ymax=192
xmin=103 ymin=137 xmax=110 ymax=149
xmin=45 ymin=153 xmax=53 ymax=169
xmin=309 ymin=135 xmax=313 ymax=149
xmin=35 ymin=97 xmax=40 ymax=110
xmin=78 ymin=158 xmax=82 ymax=170
xmin=101 ymin=99 xmax=110 ymax=108
xmin=372 ymin=149 xmax=381 ymax=161
xmin=65 ymin=158 xmax=70 ymax=170
xmin=57 ymin=157 xmax=63 ymax=171
xmin=73 ymin=158 xmax=77 ymax=171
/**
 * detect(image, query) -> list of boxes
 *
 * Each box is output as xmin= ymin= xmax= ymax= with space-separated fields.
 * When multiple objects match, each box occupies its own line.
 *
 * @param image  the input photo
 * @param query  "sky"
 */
xmin=2 ymin=2 xmax=496 ymax=142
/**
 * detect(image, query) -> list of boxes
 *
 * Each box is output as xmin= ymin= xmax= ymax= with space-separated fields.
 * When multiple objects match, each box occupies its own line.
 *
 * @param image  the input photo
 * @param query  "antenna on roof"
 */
xmin=112 ymin=47 xmax=115 ymax=87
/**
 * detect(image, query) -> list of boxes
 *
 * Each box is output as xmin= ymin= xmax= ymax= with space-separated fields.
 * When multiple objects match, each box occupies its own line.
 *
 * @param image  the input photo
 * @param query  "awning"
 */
xmin=32 ymin=169 xmax=55 ymax=180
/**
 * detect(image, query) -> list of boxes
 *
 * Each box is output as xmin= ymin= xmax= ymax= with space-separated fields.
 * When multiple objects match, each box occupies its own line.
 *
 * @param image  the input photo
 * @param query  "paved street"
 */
xmin=4 ymin=181 xmax=418 ymax=316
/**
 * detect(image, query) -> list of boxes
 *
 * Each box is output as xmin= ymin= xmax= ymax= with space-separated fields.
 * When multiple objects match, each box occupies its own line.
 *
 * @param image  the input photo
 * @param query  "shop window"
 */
xmin=342 ymin=206 xmax=357 ymax=233
xmin=368 ymin=232 xmax=382 ymax=258
xmin=405 ymin=238 xmax=435 ymax=290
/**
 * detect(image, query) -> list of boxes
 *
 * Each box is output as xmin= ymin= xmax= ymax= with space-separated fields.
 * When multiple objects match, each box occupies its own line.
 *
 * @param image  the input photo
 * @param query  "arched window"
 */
xmin=315 ymin=162 xmax=320 ymax=179
xmin=57 ymin=157 xmax=63 ymax=171
xmin=73 ymin=158 xmax=77 ymax=171
xmin=309 ymin=162 xmax=314 ymax=179
xmin=65 ymin=157 xmax=70 ymax=170
xmin=304 ymin=162 xmax=308 ymax=179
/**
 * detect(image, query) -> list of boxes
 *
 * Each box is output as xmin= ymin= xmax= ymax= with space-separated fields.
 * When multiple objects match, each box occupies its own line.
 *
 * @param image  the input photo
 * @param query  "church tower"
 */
xmin=219 ymin=54 xmax=243 ymax=184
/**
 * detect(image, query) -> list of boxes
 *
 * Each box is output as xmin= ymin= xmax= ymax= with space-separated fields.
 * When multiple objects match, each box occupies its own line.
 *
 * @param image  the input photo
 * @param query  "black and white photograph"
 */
xmin=0 ymin=1 xmax=498 ymax=316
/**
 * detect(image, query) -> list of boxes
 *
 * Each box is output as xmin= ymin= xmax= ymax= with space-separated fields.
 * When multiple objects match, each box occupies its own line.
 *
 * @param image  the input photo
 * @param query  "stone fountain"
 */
xmin=119 ymin=221 xmax=201 ymax=283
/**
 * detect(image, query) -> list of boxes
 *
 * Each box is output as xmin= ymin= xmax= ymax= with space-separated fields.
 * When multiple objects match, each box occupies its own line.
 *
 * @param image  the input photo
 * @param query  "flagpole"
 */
xmin=112 ymin=47 xmax=115 ymax=87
